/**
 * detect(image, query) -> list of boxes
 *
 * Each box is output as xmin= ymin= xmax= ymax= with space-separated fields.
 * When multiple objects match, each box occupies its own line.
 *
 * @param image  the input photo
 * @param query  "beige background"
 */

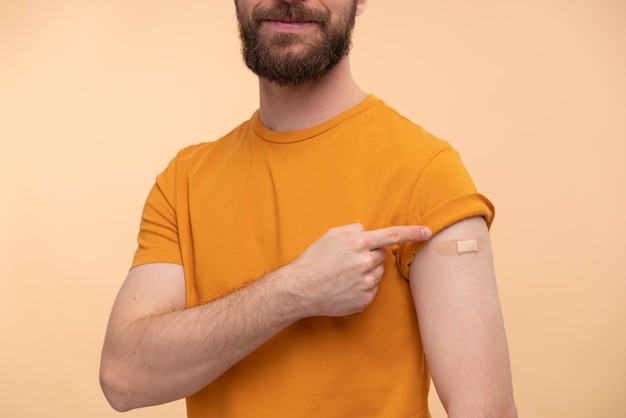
xmin=1 ymin=1 xmax=624 ymax=417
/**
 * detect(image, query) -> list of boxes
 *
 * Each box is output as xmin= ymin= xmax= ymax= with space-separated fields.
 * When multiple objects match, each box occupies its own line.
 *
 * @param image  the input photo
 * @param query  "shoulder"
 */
xmin=353 ymin=97 xmax=455 ymax=176
xmin=167 ymin=118 xmax=253 ymax=168
xmin=363 ymin=97 xmax=452 ymax=154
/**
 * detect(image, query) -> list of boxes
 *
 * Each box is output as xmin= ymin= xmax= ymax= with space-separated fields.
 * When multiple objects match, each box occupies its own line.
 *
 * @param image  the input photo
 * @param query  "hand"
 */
xmin=284 ymin=223 xmax=431 ymax=318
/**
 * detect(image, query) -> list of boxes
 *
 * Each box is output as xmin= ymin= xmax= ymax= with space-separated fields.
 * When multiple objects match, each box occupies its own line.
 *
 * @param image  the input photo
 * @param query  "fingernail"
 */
xmin=421 ymin=228 xmax=432 ymax=239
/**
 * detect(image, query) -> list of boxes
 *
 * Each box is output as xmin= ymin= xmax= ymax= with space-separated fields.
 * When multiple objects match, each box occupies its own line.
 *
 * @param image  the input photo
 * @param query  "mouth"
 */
xmin=261 ymin=18 xmax=318 ymax=34
xmin=267 ymin=18 xmax=315 ymax=24
xmin=252 ymin=4 xmax=328 ymax=27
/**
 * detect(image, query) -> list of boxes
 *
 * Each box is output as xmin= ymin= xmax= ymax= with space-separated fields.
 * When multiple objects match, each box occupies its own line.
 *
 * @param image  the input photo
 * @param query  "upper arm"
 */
xmin=409 ymin=217 xmax=516 ymax=417
xmin=105 ymin=263 xmax=186 ymax=334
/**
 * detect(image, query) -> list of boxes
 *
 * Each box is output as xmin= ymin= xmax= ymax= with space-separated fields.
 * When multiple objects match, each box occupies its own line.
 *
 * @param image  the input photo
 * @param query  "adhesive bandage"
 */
xmin=435 ymin=237 xmax=486 ymax=256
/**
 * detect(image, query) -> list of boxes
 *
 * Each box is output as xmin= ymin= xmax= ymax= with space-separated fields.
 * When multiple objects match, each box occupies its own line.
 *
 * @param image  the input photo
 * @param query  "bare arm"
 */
xmin=99 ymin=262 xmax=298 ymax=411
xmin=409 ymin=217 xmax=517 ymax=418
xmin=100 ymin=223 xmax=431 ymax=411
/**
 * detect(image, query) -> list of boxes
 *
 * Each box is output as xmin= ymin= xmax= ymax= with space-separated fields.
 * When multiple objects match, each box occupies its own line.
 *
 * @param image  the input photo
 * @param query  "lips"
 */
xmin=252 ymin=4 xmax=329 ymax=26
xmin=267 ymin=18 xmax=315 ymax=24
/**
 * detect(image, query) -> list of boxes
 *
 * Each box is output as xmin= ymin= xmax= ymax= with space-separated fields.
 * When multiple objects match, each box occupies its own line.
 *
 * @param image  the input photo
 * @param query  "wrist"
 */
xmin=262 ymin=264 xmax=313 ymax=323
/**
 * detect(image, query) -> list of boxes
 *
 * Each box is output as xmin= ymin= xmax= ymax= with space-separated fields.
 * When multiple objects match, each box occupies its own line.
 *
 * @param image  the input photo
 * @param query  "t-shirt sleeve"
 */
xmin=397 ymin=146 xmax=495 ymax=278
xmin=131 ymin=157 xmax=183 ymax=269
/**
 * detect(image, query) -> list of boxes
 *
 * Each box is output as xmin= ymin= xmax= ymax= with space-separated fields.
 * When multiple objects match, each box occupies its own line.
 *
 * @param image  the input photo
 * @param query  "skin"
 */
xmin=411 ymin=217 xmax=517 ymax=417
xmin=100 ymin=224 xmax=431 ymax=411
xmin=100 ymin=1 xmax=517 ymax=416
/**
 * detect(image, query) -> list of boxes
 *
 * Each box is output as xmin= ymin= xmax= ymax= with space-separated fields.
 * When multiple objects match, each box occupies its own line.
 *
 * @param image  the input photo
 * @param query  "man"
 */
xmin=100 ymin=1 xmax=517 ymax=417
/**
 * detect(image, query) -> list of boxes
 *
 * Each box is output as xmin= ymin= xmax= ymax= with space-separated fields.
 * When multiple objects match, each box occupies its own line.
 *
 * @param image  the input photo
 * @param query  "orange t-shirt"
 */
xmin=132 ymin=95 xmax=494 ymax=417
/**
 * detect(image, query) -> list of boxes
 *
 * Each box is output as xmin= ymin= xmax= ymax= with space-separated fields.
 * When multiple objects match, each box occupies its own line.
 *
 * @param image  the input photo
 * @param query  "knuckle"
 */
xmin=362 ymin=275 xmax=377 ymax=289
xmin=362 ymin=289 xmax=377 ymax=307
xmin=351 ymin=235 xmax=368 ymax=251
xmin=358 ymin=254 xmax=376 ymax=272
xmin=364 ymin=267 xmax=383 ymax=289
xmin=325 ymin=226 xmax=341 ymax=236
xmin=387 ymin=228 xmax=401 ymax=244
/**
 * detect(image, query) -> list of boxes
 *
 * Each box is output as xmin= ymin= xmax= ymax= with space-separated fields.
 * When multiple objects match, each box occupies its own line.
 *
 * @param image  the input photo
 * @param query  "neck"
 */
xmin=257 ymin=57 xmax=367 ymax=132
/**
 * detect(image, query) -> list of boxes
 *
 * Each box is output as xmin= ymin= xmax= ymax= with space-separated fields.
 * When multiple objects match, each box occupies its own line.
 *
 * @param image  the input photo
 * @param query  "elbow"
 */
xmin=446 ymin=398 xmax=518 ymax=418
xmin=487 ymin=405 xmax=517 ymax=418
xmin=488 ymin=400 xmax=519 ymax=418
xmin=99 ymin=360 xmax=138 ymax=412
xmin=491 ymin=394 xmax=518 ymax=418
xmin=501 ymin=403 xmax=518 ymax=418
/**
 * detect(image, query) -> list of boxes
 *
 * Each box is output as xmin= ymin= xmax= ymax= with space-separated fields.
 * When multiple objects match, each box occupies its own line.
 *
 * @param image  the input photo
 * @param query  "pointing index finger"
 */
xmin=365 ymin=225 xmax=432 ymax=249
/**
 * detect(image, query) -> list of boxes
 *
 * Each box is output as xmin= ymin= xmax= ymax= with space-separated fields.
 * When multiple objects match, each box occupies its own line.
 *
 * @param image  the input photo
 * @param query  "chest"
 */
xmin=182 ymin=138 xmax=410 ymax=303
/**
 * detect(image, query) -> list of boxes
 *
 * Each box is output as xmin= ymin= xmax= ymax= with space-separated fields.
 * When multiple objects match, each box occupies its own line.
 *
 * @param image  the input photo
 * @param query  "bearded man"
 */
xmin=100 ymin=1 xmax=517 ymax=417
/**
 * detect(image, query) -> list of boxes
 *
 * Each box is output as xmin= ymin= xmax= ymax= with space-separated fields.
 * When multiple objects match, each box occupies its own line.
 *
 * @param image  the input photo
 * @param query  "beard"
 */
xmin=236 ymin=1 xmax=358 ymax=87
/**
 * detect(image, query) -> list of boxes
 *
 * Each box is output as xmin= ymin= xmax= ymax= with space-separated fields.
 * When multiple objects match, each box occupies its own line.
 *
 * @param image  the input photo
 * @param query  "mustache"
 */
xmin=251 ymin=3 xmax=330 ymax=25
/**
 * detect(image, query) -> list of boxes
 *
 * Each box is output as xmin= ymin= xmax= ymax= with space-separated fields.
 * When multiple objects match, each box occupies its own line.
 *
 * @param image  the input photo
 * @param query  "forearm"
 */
xmin=101 ymin=224 xmax=430 ymax=411
xmin=100 ymin=267 xmax=300 ymax=411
